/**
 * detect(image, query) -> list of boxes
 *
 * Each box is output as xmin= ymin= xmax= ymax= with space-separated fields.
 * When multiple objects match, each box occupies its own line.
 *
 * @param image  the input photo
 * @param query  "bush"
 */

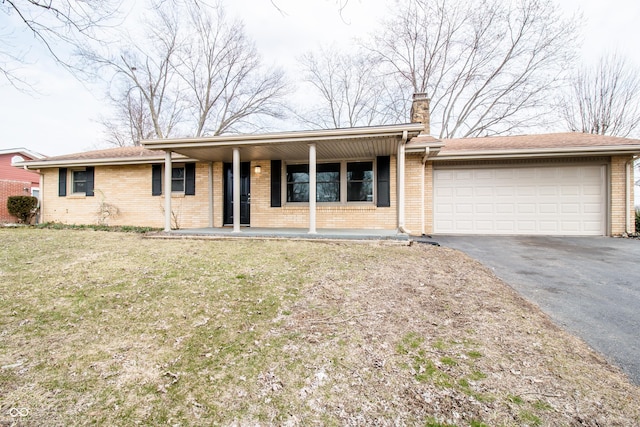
xmin=636 ymin=208 xmax=640 ymax=233
xmin=6 ymin=196 xmax=38 ymax=224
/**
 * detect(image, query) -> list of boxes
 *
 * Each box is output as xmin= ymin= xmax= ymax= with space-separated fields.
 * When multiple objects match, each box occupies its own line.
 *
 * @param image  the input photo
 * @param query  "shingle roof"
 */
xmin=440 ymin=132 xmax=640 ymax=153
xmin=42 ymin=146 xmax=163 ymax=161
xmin=19 ymin=132 xmax=640 ymax=169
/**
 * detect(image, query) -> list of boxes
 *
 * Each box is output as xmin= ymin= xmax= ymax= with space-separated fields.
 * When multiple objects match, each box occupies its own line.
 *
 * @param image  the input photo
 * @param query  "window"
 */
xmin=286 ymin=164 xmax=309 ymax=202
xmin=171 ymin=167 xmax=185 ymax=192
xmin=58 ymin=167 xmax=94 ymax=197
xmin=151 ymin=163 xmax=196 ymax=196
xmin=72 ymin=169 xmax=89 ymax=194
xmin=317 ymin=163 xmax=340 ymax=202
xmin=285 ymin=161 xmax=374 ymax=204
xmin=347 ymin=162 xmax=373 ymax=202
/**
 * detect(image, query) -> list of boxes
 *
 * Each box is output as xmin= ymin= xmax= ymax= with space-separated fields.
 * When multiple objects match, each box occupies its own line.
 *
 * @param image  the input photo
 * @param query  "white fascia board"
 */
xmin=432 ymin=146 xmax=640 ymax=161
xmin=142 ymin=124 xmax=425 ymax=150
xmin=16 ymin=155 xmax=196 ymax=170
xmin=0 ymin=148 xmax=47 ymax=159
xmin=405 ymin=142 xmax=446 ymax=153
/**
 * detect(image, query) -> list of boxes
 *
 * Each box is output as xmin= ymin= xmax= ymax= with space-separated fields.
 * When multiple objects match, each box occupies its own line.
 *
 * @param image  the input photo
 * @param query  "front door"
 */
xmin=223 ymin=162 xmax=251 ymax=225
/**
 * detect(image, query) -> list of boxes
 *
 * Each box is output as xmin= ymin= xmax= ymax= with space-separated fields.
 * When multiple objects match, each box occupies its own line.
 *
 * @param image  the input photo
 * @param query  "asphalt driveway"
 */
xmin=433 ymin=236 xmax=640 ymax=385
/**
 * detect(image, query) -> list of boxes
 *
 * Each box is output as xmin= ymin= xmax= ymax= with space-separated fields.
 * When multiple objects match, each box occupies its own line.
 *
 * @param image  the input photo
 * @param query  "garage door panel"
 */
xmin=456 ymin=187 xmax=473 ymax=196
xmin=583 ymin=185 xmax=602 ymax=196
xmin=475 ymin=187 xmax=493 ymax=196
xmin=476 ymin=204 xmax=493 ymax=214
xmin=539 ymin=204 xmax=557 ymax=214
xmin=456 ymin=204 xmax=473 ymax=214
xmin=561 ymin=203 xmax=580 ymax=214
xmin=584 ymin=221 xmax=604 ymax=232
xmin=434 ymin=165 xmax=605 ymax=236
xmin=561 ymin=186 xmax=580 ymax=196
xmin=583 ymin=203 xmax=602 ymax=214
xmin=496 ymin=204 xmax=514 ymax=214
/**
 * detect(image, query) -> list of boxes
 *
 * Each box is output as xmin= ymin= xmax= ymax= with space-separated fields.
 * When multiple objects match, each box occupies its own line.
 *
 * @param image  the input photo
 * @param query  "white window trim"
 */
xmin=70 ymin=167 xmax=87 ymax=195
xmin=170 ymin=164 xmax=186 ymax=194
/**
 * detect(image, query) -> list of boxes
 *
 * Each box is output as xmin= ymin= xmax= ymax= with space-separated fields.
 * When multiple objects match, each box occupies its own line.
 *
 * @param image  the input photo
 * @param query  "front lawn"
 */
xmin=1 ymin=229 xmax=638 ymax=426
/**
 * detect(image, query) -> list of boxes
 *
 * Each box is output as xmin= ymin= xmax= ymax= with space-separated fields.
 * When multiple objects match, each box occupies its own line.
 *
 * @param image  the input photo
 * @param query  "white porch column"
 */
xmin=308 ymin=143 xmax=317 ymax=234
xmin=232 ymin=147 xmax=241 ymax=233
xmin=208 ymin=162 xmax=214 ymax=228
xmin=164 ymin=150 xmax=172 ymax=232
xmin=397 ymin=141 xmax=406 ymax=233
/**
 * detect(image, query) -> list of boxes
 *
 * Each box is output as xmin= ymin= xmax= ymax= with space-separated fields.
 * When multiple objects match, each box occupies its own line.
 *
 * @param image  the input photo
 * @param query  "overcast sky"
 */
xmin=1 ymin=0 xmax=639 ymax=157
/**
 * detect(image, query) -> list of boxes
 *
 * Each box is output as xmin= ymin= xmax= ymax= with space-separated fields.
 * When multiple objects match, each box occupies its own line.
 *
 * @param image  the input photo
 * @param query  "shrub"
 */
xmin=636 ymin=208 xmax=640 ymax=233
xmin=7 ymin=196 xmax=38 ymax=223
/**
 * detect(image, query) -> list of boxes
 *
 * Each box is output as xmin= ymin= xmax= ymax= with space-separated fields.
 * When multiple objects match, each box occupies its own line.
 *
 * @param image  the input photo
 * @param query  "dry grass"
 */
xmin=0 ymin=228 xmax=639 ymax=426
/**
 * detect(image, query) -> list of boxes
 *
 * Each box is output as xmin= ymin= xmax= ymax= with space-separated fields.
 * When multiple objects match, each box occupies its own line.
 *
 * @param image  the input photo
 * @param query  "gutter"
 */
xmin=15 ymin=154 xmax=195 ymax=170
xmin=434 ymin=145 xmax=640 ymax=161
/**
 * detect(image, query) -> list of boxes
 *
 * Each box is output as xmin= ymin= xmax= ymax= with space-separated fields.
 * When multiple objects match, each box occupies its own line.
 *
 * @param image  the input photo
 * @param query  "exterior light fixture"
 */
xmin=254 ymin=165 xmax=262 ymax=174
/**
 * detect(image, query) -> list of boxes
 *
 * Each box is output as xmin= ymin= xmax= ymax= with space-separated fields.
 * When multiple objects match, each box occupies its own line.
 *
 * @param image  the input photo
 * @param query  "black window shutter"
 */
xmin=376 ymin=156 xmax=390 ymax=207
xmin=152 ymin=164 xmax=162 ymax=196
xmin=270 ymin=160 xmax=282 ymax=207
xmin=58 ymin=168 xmax=67 ymax=197
xmin=185 ymin=163 xmax=196 ymax=195
xmin=85 ymin=167 xmax=95 ymax=197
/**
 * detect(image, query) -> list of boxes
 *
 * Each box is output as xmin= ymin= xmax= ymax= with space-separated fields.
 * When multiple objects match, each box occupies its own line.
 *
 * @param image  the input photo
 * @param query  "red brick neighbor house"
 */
xmin=17 ymin=96 xmax=640 ymax=236
xmin=1 ymin=148 xmax=45 ymax=223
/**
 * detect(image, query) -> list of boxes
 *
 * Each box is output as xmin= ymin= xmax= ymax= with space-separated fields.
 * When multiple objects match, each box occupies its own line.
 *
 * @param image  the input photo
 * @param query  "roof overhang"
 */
xmin=17 ymin=154 xmax=194 ymax=170
xmin=0 ymin=148 xmax=46 ymax=160
xmin=142 ymin=124 xmax=425 ymax=162
xmin=433 ymin=145 xmax=640 ymax=161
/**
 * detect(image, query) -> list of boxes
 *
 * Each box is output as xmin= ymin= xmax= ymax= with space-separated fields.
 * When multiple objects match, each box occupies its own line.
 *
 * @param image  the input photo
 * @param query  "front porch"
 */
xmin=150 ymin=227 xmax=412 ymax=243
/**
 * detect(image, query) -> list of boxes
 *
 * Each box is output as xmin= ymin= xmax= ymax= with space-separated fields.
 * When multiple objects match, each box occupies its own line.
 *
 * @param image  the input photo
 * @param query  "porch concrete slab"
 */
xmin=158 ymin=227 xmax=410 ymax=242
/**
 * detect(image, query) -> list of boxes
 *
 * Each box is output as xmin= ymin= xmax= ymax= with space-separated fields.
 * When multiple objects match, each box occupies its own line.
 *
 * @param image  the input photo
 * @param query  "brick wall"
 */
xmin=41 ymin=164 xmax=212 ymax=228
xmin=0 ymin=180 xmax=33 ymax=223
xmin=250 ymin=159 xmax=399 ymax=230
xmin=39 ymin=155 xmax=633 ymax=235
xmin=404 ymin=155 xmax=433 ymax=235
xmin=610 ymin=155 xmax=635 ymax=235
xmin=41 ymin=159 xmax=403 ymax=230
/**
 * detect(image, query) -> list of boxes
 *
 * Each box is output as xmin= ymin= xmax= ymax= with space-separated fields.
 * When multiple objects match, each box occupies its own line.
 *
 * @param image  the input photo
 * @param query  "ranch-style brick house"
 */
xmin=18 ymin=95 xmax=640 ymax=236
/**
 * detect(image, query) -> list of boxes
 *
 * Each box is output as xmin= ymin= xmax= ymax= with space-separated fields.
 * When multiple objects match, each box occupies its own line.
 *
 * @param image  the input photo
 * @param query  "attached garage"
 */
xmin=433 ymin=163 xmax=607 ymax=236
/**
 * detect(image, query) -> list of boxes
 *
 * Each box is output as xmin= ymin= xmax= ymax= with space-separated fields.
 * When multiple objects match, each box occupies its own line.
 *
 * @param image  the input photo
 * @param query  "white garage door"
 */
xmin=434 ymin=165 xmax=606 ymax=235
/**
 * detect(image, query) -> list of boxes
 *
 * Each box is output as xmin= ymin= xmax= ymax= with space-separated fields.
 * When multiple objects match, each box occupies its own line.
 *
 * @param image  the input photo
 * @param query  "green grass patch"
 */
xmin=36 ymin=222 xmax=161 ymax=233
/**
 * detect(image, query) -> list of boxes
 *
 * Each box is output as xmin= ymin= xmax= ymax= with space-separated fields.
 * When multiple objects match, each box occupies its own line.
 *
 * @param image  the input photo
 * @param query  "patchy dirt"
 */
xmin=253 ymin=243 xmax=640 ymax=426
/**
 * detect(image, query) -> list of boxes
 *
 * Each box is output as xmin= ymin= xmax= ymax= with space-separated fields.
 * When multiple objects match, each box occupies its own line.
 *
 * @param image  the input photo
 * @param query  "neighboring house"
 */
xmin=1 ymin=148 xmax=45 ymax=223
xmin=18 ymin=95 xmax=640 ymax=235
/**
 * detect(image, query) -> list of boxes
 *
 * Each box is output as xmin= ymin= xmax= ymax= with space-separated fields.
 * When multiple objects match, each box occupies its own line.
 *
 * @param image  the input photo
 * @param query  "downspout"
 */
xmin=421 ymin=147 xmax=430 ymax=236
xmin=625 ymin=155 xmax=640 ymax=233
xmin=398 ymin=130 xmax=410 ymax=234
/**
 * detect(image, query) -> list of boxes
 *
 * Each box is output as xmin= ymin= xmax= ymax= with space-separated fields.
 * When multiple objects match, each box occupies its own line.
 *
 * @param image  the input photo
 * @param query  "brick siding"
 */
xmin=38 ymin=154 xmax=633 ymax=235
xmin=1 ymin=180 xmax=33 ymax=223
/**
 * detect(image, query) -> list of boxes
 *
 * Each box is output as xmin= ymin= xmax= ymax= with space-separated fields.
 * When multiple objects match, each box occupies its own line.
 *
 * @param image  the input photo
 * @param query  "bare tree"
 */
xmin=101 ymin=90 xmax=157 ymax=147
xmin=0 ymin=0 xmax=119 ymax=89
xmin=559 ymin=54 xmax=640 ymax=138
xmin=176 ymin=4 xmax=287 ymax=136
xmin=296 ymin=46 xmax=397 ymax=128
xmin=85 ymin=6 xmax=184 ymax=142
xmin=367 ymin=0 xmax=579 ymax=138
xmin=88 ymin=1 xmax=287 ymax=145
